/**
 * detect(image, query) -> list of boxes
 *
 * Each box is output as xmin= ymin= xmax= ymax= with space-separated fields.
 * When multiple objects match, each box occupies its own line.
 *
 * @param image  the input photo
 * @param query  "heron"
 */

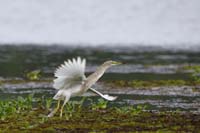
xmin=48 ymin=57 xmax=122 ymax=117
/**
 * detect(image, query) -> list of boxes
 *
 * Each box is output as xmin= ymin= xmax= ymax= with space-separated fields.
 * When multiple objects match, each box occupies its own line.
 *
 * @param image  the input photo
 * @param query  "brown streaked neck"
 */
xmin=82 ymin=63 xmax=112 ymax=92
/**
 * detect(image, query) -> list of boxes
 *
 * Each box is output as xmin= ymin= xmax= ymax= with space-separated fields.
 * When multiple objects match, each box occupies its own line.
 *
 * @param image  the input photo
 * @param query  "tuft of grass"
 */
xmin=183 ymin=65 xmax=200 ymax=82
xmin=25 ymin=70 xmax=41 ymax=80
xmin=90 ymin=98 xmax=108 ymax=111
xmin=0 ymin=94 xmax=34 ymax=120
xmin=61 ymin=97 xmax=86 ymax=119
xmin=115 ymin=105 xmax=146 ymax=116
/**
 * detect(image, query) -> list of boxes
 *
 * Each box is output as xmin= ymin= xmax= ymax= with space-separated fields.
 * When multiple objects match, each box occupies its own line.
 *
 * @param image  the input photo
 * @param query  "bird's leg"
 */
xmin=60 ymin=96 xmax=70 ymax=118
xmin=89 ymin=88 xmax=117 ymax=101
xmin=60 ymin=105 xmax=64 ymax=118
xmin=48 ymin=100 xmax=60 ymax=117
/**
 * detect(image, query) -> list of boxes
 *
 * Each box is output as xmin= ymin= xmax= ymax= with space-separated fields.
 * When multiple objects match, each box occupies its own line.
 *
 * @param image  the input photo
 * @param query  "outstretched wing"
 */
xmin=53 ymin=57 xmax=86 ymax=90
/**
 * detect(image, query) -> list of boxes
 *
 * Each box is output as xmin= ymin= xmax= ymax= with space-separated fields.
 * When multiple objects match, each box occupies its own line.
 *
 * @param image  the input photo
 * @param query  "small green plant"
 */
xmin=184 ymin=65 xmax=200 ymax=82
xmin=62 ymin=98 xmax=85 ymax=119
xmin=63 ymin=101 xmax=77 ymax=120
xmin=115 ymin=105 xmax=146 ymax=116
xmin=45 ymin=98 xmax=53 ymax=111
xmin=26 ymin=70 xmax=41 ymax=80
xmin=91 ymin=98 xmax=108 ymax=110
xmin=0 ymin=94 xmax=34 ymax=120
xmin=76 ymin=97 xmax=86 ymax=112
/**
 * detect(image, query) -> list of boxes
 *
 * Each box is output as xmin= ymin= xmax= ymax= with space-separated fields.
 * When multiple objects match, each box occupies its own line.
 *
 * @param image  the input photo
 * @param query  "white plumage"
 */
xmin=48 ymin=57 xmax=121 ymax=117
xmin=53 ymin=57 xmax=86 ymax=90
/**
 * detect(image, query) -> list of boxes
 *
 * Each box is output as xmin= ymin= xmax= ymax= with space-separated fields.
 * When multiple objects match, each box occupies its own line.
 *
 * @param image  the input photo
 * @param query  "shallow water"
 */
xmin=0 ymin=81 xmax=200 ymax=112
xmin=0 ymin=45 xmax=200 ymax=112
xmin=0 ymin=45 xmax=198 ymax=77
xmin=1 ymin=90 xmax=200 ymax=112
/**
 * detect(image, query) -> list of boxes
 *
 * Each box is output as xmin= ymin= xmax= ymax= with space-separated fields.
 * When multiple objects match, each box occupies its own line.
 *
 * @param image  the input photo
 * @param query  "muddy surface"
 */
xmin=0 ymin=80 xmax=200 ymax=112
xmin=0 ymin=107 xmax=199 ymax=132
xmin=0 ymin=45 xmax=200 ymax=132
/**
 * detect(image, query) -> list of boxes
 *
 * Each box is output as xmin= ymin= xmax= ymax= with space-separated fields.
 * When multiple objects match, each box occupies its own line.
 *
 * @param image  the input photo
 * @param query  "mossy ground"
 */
xmin=1 ymin=74 xmax=200 ymax=132
xmin=0 ymin=97 xmax=199 ymax=132
xmin=106 ymin=79 xmax=200 ymax=88
xmin=0 ymin=108 xmax=199 ymax=132
xmin=2 ymin=79 xmax=200 ymax=89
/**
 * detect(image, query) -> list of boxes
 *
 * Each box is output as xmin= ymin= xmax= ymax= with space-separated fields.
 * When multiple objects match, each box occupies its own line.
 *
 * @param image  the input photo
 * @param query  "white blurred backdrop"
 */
xmin=0 ymin=0 xmax=200 ymax=47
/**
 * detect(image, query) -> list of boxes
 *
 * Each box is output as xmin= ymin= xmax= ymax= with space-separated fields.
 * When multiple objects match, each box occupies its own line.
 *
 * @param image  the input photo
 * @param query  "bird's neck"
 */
xmin=94 ymin=65 xmax=110 ymax=79
xmin=82 ymin=64 xmax=110 ymax=91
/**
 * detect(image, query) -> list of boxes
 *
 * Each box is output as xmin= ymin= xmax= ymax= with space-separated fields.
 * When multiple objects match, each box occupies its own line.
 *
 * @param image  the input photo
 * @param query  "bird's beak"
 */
xmin=112 ymin=61 xmax=122 ymax=65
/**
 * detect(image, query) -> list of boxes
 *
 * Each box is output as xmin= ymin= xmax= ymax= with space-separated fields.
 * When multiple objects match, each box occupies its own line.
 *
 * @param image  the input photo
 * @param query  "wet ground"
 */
xmin=0 ymin=44 xmax=200 ymax=132
xmin=1 ymin=44 xmax=200 ymax=77
xmin=0 ymin=80 xmax=200 ymax=112
xmin=0 ymin=95 xmax=199 ymax=132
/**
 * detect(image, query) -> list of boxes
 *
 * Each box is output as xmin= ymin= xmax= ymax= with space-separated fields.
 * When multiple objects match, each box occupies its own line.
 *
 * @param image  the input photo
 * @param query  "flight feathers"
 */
xmin=53 ymin=57 xmax=86 ymax=90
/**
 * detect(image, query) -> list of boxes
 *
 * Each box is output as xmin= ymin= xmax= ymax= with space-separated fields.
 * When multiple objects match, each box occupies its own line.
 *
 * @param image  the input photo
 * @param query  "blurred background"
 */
xmin=0 ymin=0 xmax=199 ymax=45
xmin=0 ymin=0 xmax=200 ymax=111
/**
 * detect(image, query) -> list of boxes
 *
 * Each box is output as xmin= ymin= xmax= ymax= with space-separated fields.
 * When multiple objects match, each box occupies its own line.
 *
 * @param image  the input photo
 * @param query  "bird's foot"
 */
xmin=103 ymin=94 xmax=118 ymax=101
xmin=48 ymin=109 xmax=56 ymax=117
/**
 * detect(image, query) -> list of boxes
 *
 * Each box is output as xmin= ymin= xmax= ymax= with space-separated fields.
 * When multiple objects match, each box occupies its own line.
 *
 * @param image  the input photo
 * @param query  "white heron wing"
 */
xmin=53 ymin=57 xmax=86 ymax=90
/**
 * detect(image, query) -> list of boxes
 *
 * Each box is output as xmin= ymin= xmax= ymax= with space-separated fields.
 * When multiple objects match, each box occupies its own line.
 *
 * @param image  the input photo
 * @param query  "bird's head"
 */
xmin=103 ymin=60 xmax=122 ymax=66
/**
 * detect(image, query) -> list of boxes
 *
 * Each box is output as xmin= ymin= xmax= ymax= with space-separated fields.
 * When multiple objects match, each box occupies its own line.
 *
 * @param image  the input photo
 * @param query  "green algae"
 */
xmin=1 ymin=108 xmax=199 ymax=132
xmin=0 ymin=97 xmax=199 ymax=132
xmin=0 ymin=79 xmax=52 ymax=84
xmin=0 ymin=95 xmax=33 ymax=120
xmin=183 ymin=65 xmax=200 ymax=72
xmin=25 ymin=70 xmax=42 ymax=81
xmin=183 ymin=65 xmax=200 ymax=82
xmin=106 ymin=79 xmax=200 ymax=88
xmin=3 ymin=78 xmax=198 ymax=89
